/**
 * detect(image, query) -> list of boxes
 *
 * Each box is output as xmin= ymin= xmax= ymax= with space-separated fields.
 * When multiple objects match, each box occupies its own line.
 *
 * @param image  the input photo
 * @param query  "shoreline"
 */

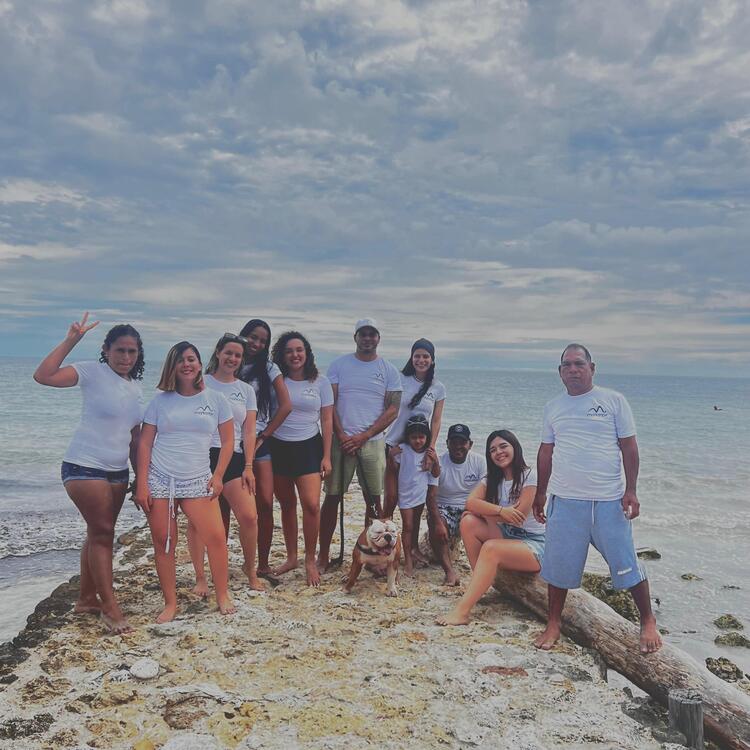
xmin=0 ymin=490 xmax=745 ymax=748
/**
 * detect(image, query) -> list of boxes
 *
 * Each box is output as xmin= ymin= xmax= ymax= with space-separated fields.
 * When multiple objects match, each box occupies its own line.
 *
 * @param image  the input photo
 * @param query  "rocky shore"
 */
xmin=0 ymin=487 xmax=703 ymax=749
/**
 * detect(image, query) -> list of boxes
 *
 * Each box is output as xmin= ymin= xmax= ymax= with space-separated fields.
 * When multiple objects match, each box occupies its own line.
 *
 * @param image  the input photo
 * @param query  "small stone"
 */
xmin=714 ymin=632 xmax=750 ymax=648
xmin=130 ymin=657 xmax=160 ymax=680
xmin=722 ymin=584 xmax=741 ymax=590
xmin=680 ymin=573 xmax=703 ymax=581
xmin=637 ymin=547 xmax=661 ymax=560
xmin=705 ymin=656 xmax=744 ymax=682
xmin=714 ymin=614 xmax=743 ymax=630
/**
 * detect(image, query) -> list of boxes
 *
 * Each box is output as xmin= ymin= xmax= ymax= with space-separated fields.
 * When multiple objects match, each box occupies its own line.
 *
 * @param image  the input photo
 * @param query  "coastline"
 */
xmin=0 ymin=489 xmax=739 ymax=749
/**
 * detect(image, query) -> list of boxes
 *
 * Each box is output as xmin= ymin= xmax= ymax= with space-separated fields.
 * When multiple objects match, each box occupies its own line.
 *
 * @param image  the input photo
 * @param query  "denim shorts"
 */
xmin=255 ymin=434 xmax=272 ymax=462
xmin=61 ymin=461 xmax=129 ymax=485
xmin=540 ymin=496 xmax=646 ymax=591
xmin=500 ymin=523 xmax=546 ymax=563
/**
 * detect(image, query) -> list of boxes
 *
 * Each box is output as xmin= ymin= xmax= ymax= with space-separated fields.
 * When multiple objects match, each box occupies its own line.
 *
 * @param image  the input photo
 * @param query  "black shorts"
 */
xmin=209 ymin=448 xmax=245 ymax=484
xmin=270 ymin=433 xmax=323 ymax=478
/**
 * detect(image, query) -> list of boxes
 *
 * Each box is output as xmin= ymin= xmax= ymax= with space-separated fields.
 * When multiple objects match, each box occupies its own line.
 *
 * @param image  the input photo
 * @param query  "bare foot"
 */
xmin=640 ymin=615 xmax=662 ymax=653
xmin=74 ymin=598 xmax=101 ymax=615
xmin=192 ymin=579 xmax=210 ymax=598
xmin=256 ymin=566 xmax=272 ymax=577
xmin=316 ymin=556 xmax=329 ymax=573
xmin=306 ymin=560 xmax=321 ymax=587
xmin=443 ymin=571 xmax=461 ymax=587
xmin=100 ymin=608 xmax=132 ymax=634
xmin=242 ymin=562 xmax=266 ymax=591
xmin=218 ymin=596 xmax=236 ymax=615
xmin=412 ymin=549 xmax=429 ymax=565
xmin=533 ymin=622 xmax=561 ymax=650
xmin=156 ymin=604 xmax=179 ymax=624
xmin=404 ymin=560 xmax=415 ymax=578
xmin=436 ymin=610 xmax=470 ymax=626
xmin=272 ymin=558 xmax=299 ymax=576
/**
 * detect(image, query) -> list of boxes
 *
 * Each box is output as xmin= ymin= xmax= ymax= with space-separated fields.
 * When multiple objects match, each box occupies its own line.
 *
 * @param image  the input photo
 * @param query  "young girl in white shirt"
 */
xmin=34 ymin=313 xmax=144 ymax=634
xmin=135 ymin=341 xmax=236 ymax=623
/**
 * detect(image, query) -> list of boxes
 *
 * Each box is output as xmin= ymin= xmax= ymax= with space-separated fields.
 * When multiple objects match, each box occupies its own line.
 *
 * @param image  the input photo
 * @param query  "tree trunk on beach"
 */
xmin=493 ymin=571 xmax=750 ymax=750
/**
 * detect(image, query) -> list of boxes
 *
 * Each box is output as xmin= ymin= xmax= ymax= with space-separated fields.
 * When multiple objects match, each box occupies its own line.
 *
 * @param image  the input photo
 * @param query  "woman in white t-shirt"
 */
xmin=186 ymin=333 xmax=266 ymax=597
xmin=135 ymin=341 xmax=236 ymax=623
xmin=437 ymin=429 xmax=545 ymax=626
xmin=386 ymin=338 xmax=446 ymax=453
xmin=269 ymin=331 xmax=333 ymax=587
xmin=33 ymin=313 xmax=144 ymax=634
xmin=238 ymin=319 xmax=292 ymax=578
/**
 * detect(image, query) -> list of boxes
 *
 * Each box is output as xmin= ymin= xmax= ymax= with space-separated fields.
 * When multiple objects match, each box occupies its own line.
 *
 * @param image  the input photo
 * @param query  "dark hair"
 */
xmin=405 ymin=421 xmax=432 ymax=451
xmin=206 ymin=334 xmax=245 ymax=376
xmin=402 ymin=342 xmax=435 ymax=409
xmin=99 ymin=324 xmax=145 ymax=380
xmin=157 ymin=341 xmax=203 ymax=392
xmin=271 ymin=331 xmax=318 ymax=381
xmin=239 ymin=319 xmax=273 ymax=420
xmin=560 ymin=343 xmax=592 ymax=363
xmin=485 ymin=429 xmax=528 ymax=504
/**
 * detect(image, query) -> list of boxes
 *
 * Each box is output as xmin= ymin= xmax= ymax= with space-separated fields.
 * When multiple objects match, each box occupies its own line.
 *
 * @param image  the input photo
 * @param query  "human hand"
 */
xmin=133 ymin=488 xmax=152 ymax=514
xmin=421 ymin=447 xmax=438 ymax=471
xmin=502 ymin=505 xmax=526 ymax=526
xmin=241 ymin=467 xmax=255 ymax=495
xmin=66 ymin=311 xmax=99 ymax=342
xmin=341 ymin=432 xmax=367 ymax=454
xmin=320 ymin=457 xmax=332 ymax=479
xmin=622 ymin=490 xmax=640 ymax=520
xmin=208 ymin=473 xmax=223 ymax=501
xmin=532 ymin=492 xmax=547 ymax=524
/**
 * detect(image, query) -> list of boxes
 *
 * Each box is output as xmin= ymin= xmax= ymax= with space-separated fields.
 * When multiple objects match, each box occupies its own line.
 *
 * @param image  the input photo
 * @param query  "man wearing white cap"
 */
xmin=317 ymin=318 xmax=402 ymax=570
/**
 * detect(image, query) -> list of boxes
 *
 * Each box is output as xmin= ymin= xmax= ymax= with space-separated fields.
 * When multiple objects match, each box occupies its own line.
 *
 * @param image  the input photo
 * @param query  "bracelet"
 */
xmin=244 ymin=462 xmax=253 ymax=468
xmin=498 ymin=507 xmax=505 ymax=520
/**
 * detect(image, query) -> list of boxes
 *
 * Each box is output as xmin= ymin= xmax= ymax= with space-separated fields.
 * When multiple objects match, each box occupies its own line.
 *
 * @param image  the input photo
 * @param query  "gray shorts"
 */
xmin=540 ymin=496 xmax=646 ymax=590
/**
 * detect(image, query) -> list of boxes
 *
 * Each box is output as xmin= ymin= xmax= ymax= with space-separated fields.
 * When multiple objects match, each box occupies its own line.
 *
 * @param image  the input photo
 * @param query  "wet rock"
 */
xmin=0 ymin=712 xmax=54 ymax=739
xmin=714 ymin=632 xmax=750 ymax=648
xmin=680 ymin=573 xmax=702 ymax=581
xmin=714 ymin=614 xmax=743 ymax=630
xmin=130 ymin=657 xmax=160 ymax=680
xmin=0 ymin=642 xmax=29 ymax=678
xmin=637 ymin=547 xmax=661 ymax=560
xmin=582 ymin=573 xmax=639 ymax=622
xmin=705 ymin=656 xmax=744 ymax=682
xmin=117 ymin=527 xmax=142 ymax=545
xmin=721 ymin=584 xmax=741 ymax=590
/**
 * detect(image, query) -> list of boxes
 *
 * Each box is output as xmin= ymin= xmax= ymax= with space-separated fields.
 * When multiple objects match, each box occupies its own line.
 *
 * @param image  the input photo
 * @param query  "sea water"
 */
xmin=1 ymin=357 xmax=747 ymax=672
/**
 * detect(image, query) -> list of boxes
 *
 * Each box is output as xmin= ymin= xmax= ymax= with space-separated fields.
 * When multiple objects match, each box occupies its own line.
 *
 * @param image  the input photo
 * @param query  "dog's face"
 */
xmin=366 ymin=519 xmax=399 ymax=554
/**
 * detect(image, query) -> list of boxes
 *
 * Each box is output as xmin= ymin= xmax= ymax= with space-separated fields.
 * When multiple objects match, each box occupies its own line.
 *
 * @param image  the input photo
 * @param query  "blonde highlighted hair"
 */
xmin=157 ymin=341 xmax=203 ymax=392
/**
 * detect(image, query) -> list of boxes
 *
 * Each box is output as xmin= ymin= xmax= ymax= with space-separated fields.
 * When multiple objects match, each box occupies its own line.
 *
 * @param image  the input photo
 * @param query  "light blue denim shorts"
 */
xmin=540 ymin=495 xmax=646 ymax=591
xmin=499 ymin=523 xmax=546 ymax=563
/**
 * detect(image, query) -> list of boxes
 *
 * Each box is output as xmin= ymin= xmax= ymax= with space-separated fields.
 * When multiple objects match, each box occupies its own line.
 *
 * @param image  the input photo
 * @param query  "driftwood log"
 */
xmin=494 ymin=571 xmax=750 ymax=750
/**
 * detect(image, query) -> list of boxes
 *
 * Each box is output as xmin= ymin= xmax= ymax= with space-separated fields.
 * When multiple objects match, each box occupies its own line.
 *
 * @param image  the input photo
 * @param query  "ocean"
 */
xmin=1 ymin=356 xmax=747 ymax=672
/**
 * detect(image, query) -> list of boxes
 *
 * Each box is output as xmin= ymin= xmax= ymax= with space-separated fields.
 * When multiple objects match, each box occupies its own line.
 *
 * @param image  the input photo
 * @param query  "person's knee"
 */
xmin=203 ymin=527 xmax=229 ymax=551
xmin=88 ymin=521 xmax=115 ymax=546
xmin=237 ymin=508 xmax=258 ymax=528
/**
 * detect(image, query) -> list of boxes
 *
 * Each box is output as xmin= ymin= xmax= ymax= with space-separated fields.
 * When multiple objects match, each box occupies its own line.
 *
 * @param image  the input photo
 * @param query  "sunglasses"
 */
xmin=222 ymin=332 xmax=249 ymax=345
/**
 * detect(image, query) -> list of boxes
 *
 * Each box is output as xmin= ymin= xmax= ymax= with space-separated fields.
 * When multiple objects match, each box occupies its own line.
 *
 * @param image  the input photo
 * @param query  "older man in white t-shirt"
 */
xmin=532 ymin=344 xmax=661 ymax=654
xmin=317 ymin=318 xmax=402 ymax=570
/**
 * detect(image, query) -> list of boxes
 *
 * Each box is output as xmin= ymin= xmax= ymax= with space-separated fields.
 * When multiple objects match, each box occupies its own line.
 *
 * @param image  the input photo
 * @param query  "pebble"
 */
xmin=130 ymin=658 xmax=160 ymax=680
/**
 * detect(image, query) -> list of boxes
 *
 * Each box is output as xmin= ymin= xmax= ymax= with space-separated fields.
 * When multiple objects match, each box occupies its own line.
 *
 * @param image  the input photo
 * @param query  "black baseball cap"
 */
xmin=405 ymin=414 xmax=430 ymax=436
xmin=447 ymin=424 xmax=471 ymax=441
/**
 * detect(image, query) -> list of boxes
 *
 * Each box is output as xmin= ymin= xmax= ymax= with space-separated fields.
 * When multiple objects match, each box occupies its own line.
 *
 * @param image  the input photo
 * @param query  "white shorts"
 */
xmin=148 ymin=465 xmax=211 ymax=499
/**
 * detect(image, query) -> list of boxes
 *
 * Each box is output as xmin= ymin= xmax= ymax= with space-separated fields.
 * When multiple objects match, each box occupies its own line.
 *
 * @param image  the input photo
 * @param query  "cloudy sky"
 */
xmin=1 ymin=0 xmax=748 ymax=375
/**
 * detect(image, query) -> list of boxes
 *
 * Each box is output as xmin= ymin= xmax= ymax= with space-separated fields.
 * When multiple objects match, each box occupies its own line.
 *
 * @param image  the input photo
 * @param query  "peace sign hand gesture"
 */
xmin=66 ymin=312 xmax=100 ymax=342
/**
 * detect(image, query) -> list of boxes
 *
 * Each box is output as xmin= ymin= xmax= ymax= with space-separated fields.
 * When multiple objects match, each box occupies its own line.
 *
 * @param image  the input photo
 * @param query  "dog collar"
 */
xmin=356 ymin=541 xmax=393 ymax=556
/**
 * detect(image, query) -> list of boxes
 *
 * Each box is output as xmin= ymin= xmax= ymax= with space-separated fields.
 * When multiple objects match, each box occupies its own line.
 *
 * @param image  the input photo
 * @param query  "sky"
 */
xmin=1 ymin=0 xmax=749 ymax=376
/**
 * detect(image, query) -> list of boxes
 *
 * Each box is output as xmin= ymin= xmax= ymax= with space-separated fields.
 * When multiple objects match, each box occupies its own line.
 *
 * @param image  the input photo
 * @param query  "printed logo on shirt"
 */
xmin=373 ymin=371 xmax=385 ymax=382
xmin=194 ymin=405 xmax=215 ymax=416
xmin=425 ymin=391 xmax=435 ymax=400
xmin=464 ymin=472 xmax=480 ymax=482
xmin=587 ymin=405 xmax=608 ymax=417
xmin=230 ymin=391 xmax=245 ymax=402
xmin=302 ymin=387 xmax=318 ymax=398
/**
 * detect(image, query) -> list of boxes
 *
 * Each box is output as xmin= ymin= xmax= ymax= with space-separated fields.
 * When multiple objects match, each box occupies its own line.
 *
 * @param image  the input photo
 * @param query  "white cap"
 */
xmin=354 ymin=318 xmax=379 ymax=334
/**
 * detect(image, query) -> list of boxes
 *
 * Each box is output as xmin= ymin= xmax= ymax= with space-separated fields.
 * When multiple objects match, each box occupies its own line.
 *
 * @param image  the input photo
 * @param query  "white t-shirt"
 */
xmin=240 ymin=360 xmax=282 ymax=432
xmin=63 ymin=361 xmax=144 ymax=471
xmin=273 ymin=375 xmax=334 ymax=442
xmin=327 ymin=354 xmax=402 ymax=442
xmin=436 ymin=450 xmax=487 ymax=509
xmin=541 ymin=385 xmax=636 ymax=501
xmin=394 ymin=444 xmax=439 ymax=509
xmin=143 ymin=389 xmax=233 ymax=480
xmin=204 ymin=374 xmax=257 ymax=452
xmin=481 ymin=467 xmax=543 ymax=534
xmin=386 ymin=374 xmax=446 ymax=446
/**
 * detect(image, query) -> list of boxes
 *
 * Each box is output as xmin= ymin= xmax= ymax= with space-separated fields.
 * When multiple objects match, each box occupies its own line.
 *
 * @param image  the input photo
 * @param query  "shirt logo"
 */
xmin=425 ymin=391 xmax=435 ymax=400
xmin=230 ymin=391 xmax=245 ymax=401
xmin=373 ymin=372 xmax=385 ymax=382
xmin=303 ymin=387 xmax=318 ymax=398
xmin=587 ymin=405 xmax=608 ymax=417
xmin=194 ymin=405 xmax=215 ymax=416
xmin=464 ymin=473 xmax=479 ymax=482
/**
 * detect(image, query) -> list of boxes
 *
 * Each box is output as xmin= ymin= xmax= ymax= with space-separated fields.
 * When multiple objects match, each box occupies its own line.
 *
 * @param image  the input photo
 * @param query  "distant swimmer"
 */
xmin=713 ymin=405 xmax=723 ymax=411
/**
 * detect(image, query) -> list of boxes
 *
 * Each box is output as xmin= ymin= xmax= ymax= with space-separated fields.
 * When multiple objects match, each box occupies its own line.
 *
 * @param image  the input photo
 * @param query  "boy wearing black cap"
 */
xmin=384 ymin=414 xmax=440 ymax=577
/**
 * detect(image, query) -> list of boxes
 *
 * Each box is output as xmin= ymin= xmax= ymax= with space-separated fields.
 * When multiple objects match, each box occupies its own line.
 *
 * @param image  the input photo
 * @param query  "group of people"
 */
xmin=34 ymin=313 xmax=661 ymax=654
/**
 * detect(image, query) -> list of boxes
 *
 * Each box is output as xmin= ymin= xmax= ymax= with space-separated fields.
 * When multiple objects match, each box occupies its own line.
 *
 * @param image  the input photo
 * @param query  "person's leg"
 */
xmin=438 ymin=539 xmax=540 ymax=625
xmin=180 ymin=498 xmax=235 ymax=615
xmin=630 ymin=579 xmax=661 ymax=653
xmin=253 ymin=460 xmax=275 ymax=574
xmin=272 ymin=475 xmax=299 ymax=575
xmin=460 ymin=514 xmax=503 ymax=569
xmin=534 ymin=585 xmax=568 ymax=650
xmin=219 ymin=496 xmax=231 ymax=540
xmin=65 ymin=479 xmax=130 ymax=632
xmin=410 ymin=504 xmax=426 ymax=563
xmin=428 ymin=512 xmax=459 ymax=586
xmin=357 ymin=439 xmax=385 ymax=525
xmin=146 ymin=499 xmax=179 ymax=623
xmin=399 ymin=507 xmax=417 ymax=577
xmin=318 ymin=494 xmax=340 ymax=570
xmin=221 ymin=479 xmax=264 ymax=591
xmin=186 ymin=519 xmax=209 ymax=597
xmin=75 ymin=538 xmax=99 ymax=613
xmin=296 ymin=472 xmax=323 ymax=586
xmin=318 ymin=439 xmax=355 ymax=569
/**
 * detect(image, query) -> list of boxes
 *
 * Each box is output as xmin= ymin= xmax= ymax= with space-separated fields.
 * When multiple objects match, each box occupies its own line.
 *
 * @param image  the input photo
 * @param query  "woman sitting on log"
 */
xmin=437 ymin=429 xmax=544 ymax=626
